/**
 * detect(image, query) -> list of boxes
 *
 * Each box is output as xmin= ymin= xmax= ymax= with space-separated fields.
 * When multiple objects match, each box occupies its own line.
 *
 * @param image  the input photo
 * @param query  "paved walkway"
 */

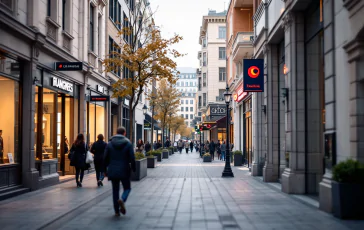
xmin=1 ymin=150 xmax=364 ymax=230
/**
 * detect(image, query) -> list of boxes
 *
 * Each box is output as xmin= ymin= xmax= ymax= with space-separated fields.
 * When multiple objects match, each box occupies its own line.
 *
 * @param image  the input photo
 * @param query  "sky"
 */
xmin=150 ymin=0 xmax=227 ymax=69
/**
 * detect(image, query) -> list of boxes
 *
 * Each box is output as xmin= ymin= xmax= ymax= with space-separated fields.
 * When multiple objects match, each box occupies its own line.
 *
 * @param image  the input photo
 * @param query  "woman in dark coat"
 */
xmin=209 ymin=140 xmax=215 ymax=160
xmin=70 ymin=133 xmax=88 ymax=187
xmin=91 ymin=134 xmax=107 ymax=187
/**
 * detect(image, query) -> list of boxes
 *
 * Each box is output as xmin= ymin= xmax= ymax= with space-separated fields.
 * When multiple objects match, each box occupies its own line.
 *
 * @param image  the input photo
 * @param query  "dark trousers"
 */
xmin=111 ymin=179 xmax=131 ymax=213
xmin=94 ymin=161 xmax=104 ymax=181
xmin=210 ymin=150 xmax=215 ymax=160
xmin=75 ymin=167 xmax=84 ymax=183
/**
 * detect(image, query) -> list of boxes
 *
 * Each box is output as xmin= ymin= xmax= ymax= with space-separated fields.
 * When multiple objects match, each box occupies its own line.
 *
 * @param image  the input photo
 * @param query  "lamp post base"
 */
xmin=222 ymin=169 xmax=234 ymax=177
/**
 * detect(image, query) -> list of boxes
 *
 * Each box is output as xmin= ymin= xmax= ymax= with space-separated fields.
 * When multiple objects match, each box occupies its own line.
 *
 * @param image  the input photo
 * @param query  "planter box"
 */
xmin=131 ymin=158 xmax=147 ymax=181
xmin=174 ymin=147 xmax=177 ymax=152
xmin=234 ymin=154 xmax=243 ymax=166
xmin=162 ymin=150 xmax=169 ymax=159
xmin=169 ymin=150 xmax=172 ymax=155
xmin=203 ymin=156 xmax=211 ymax=162
xmin=155 ymin=153 xmax=162 ymax=162
xmin=332 ymin=181 xmax=364 ymax=219
xmin=147 ymin=156 xmax=157 ymax=168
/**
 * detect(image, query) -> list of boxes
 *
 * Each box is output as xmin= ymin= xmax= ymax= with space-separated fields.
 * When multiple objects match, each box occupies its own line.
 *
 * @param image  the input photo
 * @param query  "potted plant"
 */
xmin=203 ymin=153 xmax=211 ymax=162
xmin=131 ymin=152 xmax=147 ymax=181
xmin=332 ymin=159 xmax=364 ymax=219
xmin=233 ymin=150 xmax=243 ymax=166
xmin=168 ymin=146 xmax=174 ymax=155
xmin=162 ymin=148 xmax=169 ymax=159
xmin=146 ymin=151 xmax=158 ymax=168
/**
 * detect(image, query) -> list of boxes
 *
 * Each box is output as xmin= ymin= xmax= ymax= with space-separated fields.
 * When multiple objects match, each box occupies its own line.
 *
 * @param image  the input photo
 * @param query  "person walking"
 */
xmin=209 ymin=140 xmax=215 ymax=160
xmin=91 ymin=134 xmax=107 ymax=187
xmin=157 ymin=140 xmax=162 ymax=149
xmin=136 ymin=139 xmax=144 ymax=153
xmin=144 ymin=141 xmax=151 ymax=154
xmin=70 ymin=134 xmax=88 ymax=188
xmin=178 ymin=140 xmax=183 ymax=154
xmin=153 ymin=141 xmax=157 ymax=150
xmin=216 ymin=140 xmax=221 ymax=160
xmin=165 ymin=138 xmax=171 ymax=148
xmin=104 ymin=127 xmax=136 ymax=216
xmin=204 ymin=140 xmax=209 ymax=154
xmin=184 ymin=141 xmax=189 ymax=154
xmin=220 ymin=141 xmax=226 ymax=161
xmin=189 ymin=141 xmax=194 ymax=153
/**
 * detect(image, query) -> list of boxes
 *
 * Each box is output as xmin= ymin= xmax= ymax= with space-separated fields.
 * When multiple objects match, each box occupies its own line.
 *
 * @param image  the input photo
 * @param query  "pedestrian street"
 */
xmin=0 ymin=150 xmax=363 ymax=230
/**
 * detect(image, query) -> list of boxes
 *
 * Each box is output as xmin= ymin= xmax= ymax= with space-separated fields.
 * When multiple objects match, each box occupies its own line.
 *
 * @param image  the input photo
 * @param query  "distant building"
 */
xmin=176 ymin=68 xmax=198 ymax=127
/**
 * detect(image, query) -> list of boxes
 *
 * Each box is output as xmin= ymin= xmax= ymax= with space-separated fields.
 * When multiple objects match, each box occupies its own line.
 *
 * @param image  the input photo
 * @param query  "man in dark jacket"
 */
xmin=165 ymin=139 xmax=171 ymax=148
xmin=209 ymin=140 xmax=215 ymax=160
xmin=104 ymin=127 xmax=136 ymax=216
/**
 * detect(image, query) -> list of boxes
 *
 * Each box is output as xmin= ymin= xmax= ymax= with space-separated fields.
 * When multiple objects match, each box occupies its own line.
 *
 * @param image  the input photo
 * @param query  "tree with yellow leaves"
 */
xmin=103 ymin=2 xmax=183 ymax=143
xmin=178 ymin=125 xmax=193 ymax=139
xmin=169 ymin=116 xmax=185 ymax=142
xmin=153 ymin=79 xmax=181 ymax=147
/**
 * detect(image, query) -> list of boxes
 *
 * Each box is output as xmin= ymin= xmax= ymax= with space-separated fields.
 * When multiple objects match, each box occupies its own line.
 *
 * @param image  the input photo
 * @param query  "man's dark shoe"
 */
xmin=118 ymin=199 xmax=126 ymax=215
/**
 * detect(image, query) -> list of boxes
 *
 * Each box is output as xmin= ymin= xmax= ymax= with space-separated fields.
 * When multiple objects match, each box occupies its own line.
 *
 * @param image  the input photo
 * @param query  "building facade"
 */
xmin=248 ymin=0 xmax=364 ymax=214
xmin=176 ymin=68 xmax=198 ymax=128
xmin=0 ymin=0 xmax=156 ymax=198
xmin=197 ymin=10 xmax=227 ymax=142
xmin=226 ymin=0 xmax=255 ymax=171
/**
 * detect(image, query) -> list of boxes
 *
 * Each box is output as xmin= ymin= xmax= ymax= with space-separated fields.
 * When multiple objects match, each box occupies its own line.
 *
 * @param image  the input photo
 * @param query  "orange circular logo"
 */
xmin=248 ymin=66 xmax=260 ymax=78
xmin=233 ymin=94 xmax=238 ymax=101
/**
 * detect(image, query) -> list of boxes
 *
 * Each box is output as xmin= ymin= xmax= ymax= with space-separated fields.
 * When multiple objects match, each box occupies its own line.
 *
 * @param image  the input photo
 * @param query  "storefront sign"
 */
xmin=210 ymin=105 xmax=226 ymax=115
xmin=52 ymin=77 xmax=73 ymax=92
xmin=55 ymin=62 xmax=83 ymax=71
xmin=235 ymin=86 xmax=248 ymax=103
xmin=243 ymin=59 xmax=264 ymax=92
xmin=97 ymin=85 xmax=105 ymax=94
xmin=144 ymin=122 xmax=151 ymax=129
xmin=90 ymin=95 xmax=110 ymax=101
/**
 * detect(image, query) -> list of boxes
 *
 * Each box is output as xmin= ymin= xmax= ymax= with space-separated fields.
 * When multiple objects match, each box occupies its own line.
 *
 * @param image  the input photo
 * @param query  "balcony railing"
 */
xmin=231 ymin=32 xmax=254 ymax=58
xmin=253 ymin=1 xmax=266 ymax=39
xmin=267 ymin=0 xmax=285 ymax=33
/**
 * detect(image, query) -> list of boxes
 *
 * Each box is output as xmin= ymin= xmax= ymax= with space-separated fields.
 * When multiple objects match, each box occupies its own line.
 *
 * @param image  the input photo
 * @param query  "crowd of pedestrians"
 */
xmin=67 ymin=129 xmax=233 ymax=217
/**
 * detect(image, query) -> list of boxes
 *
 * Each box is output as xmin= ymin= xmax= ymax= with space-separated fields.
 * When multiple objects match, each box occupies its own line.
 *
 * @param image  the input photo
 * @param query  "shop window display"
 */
xmin=0 ymin=76 xmax=20 ymax=164
xmin=89 ymin=102 xmax=105 ymax=145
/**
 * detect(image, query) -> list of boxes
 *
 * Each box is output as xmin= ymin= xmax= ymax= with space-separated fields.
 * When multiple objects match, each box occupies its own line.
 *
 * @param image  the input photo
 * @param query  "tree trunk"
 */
xmin=128 ymin=104 xmax=135 ymax=146
xmin=162 ymin=126 xmax=165 ymax=148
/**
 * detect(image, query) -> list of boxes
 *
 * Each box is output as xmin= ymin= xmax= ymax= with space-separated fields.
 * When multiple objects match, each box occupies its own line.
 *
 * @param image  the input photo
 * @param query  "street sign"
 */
xmin=55 ymin=62 xmax=83 ymax=71
xmin=243 ymin=59 xmax=264 ymax=92
xmin=90 ymin=96 xmax=110 ymax=101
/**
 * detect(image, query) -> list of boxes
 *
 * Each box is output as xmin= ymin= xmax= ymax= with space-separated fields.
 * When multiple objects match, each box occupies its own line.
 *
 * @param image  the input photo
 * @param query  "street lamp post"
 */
xmin=222 ymin=86 xmax=234 ymax=177
xmin=142 ymin=104 xmax=147 ymax=142
xmin=151 ymin=96 xmax=156 ymax=146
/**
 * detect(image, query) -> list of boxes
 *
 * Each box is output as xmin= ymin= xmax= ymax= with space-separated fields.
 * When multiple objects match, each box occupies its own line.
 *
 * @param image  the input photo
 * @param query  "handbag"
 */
xmin=85 ymin=143 xmax=93 ymax=164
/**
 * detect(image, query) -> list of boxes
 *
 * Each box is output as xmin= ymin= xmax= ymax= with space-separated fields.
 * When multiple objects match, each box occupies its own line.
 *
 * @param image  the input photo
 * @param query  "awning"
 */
xmin=215 ymin=116 xmax=227 ymax=128
xmin=144 ymin=114 xmax=161 ymax=130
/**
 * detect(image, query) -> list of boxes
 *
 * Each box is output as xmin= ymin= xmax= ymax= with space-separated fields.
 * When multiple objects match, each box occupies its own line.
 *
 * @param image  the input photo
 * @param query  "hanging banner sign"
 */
xmin=90 ymin=95 xmax=110 ymax=101
xmin=243 ymin=59 xmax=264 ymax=92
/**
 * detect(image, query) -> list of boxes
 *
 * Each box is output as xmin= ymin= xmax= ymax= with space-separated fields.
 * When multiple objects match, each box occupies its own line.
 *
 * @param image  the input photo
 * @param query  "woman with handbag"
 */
xmin=136 ymin=139 xmax=144 ymax=153
xmin=70 ymin=133 xmax=88 ymax=188
xmin=91 ymin=134 xmax=107 ymax=187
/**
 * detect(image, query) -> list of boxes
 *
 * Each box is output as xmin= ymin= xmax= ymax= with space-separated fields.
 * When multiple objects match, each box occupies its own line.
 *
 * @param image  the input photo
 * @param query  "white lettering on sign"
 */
xmin=211 ymin=107 xmax=226 ymax=114
xmin=97 ymin=85 xmax=105 ymax=93
xmin=52 ymin=77 xmax=73 ymax=92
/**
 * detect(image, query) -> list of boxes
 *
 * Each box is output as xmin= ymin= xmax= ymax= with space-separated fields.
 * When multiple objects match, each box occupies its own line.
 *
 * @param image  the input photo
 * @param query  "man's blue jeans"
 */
xmin=111 ymin=179 xmax=131 ymax=213
xmin=221 ymin=151 xmax=225 ymax=161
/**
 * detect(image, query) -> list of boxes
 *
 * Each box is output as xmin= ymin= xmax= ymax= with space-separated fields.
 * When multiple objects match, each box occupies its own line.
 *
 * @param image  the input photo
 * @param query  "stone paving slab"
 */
xmin=1 ymin=151 xmax=364 ymax=230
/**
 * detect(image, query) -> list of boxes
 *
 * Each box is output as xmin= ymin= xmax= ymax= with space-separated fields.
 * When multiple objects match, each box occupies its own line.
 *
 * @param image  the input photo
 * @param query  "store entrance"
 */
xmin=244 ymin=99 xmax=252 ymax=167
xmin=57 ymin=94 xmax=76 ymax=176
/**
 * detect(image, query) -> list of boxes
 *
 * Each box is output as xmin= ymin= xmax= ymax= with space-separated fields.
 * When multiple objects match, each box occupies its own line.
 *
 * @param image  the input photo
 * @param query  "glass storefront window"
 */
xmin=89 ymin=102 xmax=105 ymax=145
xmin=0 ymin=76 xmax=20 ymax=164
xmin=42 ymin=89 xmax=57 ymax=159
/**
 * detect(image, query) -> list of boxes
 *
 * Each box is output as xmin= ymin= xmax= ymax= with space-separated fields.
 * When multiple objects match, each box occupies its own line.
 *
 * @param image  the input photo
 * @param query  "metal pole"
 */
xmin=222 ymin=88 xmax=234 ymax=177
xmin=151 ymin=104 xmax=154 ymax=146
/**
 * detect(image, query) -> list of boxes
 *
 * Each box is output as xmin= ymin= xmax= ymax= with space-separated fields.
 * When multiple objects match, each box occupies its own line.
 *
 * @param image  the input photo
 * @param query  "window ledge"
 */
xmin=88 ymin=50 xmax=98 ymax=58
xmin=62 ymin=30 xmax=74 ymax=40
xmin=46 ymin=16 xmax=61 ymax=28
